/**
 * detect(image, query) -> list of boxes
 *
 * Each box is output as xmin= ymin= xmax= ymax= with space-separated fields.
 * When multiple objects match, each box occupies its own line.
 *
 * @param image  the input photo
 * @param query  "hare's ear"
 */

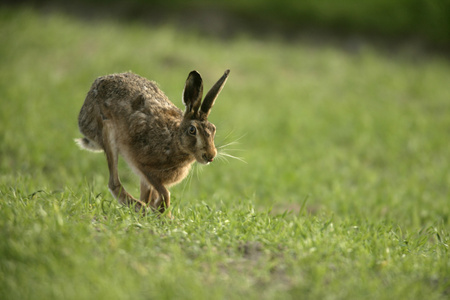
xmin=200 ymin=69 xmax=230 ymax=120
xmin=183 ymin=71 xmax=203 ymax=116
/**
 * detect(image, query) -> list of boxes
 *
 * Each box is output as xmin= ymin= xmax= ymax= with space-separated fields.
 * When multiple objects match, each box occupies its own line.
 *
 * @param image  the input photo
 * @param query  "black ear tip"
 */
xmin=187 ymin=70 xmax=203 ymax=86
xmin=224 ymin=69 xmax=230 ymax=76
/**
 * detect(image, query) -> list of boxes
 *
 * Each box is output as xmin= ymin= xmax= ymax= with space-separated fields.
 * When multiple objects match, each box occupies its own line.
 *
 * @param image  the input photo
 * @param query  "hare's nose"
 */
xmin=202 ymin=153 xmax=214 ymax=163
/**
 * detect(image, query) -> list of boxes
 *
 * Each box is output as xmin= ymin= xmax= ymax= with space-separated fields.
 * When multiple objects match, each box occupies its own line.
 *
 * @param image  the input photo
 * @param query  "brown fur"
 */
xmin=76 ymin=70 xmax=230 ymax=215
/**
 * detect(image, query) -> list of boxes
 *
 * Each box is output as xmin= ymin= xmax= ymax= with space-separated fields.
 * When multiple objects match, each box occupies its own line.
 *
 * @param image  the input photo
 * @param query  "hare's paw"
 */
xmin=133 ymin=200 xmax=149 ymax=215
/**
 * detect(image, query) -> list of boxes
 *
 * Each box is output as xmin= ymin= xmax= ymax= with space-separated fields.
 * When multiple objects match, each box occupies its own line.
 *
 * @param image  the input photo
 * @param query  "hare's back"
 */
xmin=93 ymin=72 xmax=182 ymax=130
xmin=94 ymin=72 xmax=170 ymax=105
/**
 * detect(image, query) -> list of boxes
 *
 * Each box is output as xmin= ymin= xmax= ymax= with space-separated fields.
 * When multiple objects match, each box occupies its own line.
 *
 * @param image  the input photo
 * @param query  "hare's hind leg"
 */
xmin=102 ymin=120 xmax=146 ymax=213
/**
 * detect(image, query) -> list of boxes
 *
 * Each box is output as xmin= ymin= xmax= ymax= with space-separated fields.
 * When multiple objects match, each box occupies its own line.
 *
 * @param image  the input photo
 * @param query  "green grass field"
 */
xmin=1 ymin=7 xmax=449 ymax=300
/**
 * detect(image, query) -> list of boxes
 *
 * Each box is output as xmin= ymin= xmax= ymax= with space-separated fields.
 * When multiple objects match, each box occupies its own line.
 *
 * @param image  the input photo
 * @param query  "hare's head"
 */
xmin=179 ymin=70 xmax=230 ymax=165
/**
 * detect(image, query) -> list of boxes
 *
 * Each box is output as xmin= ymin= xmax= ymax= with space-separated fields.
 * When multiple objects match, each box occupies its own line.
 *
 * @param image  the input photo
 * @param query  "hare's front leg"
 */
xmin=102 ymin=120 xmax=146 ymax=212
xmin=151 ymin=183 xmax=171 ymax=216
xmin=140 ymin=180 xmax=164 ymax=214
xmin=140 ymin=179 xmax=152 ymax=204
xmin=139 ymin=173 xmax=171 ymax=216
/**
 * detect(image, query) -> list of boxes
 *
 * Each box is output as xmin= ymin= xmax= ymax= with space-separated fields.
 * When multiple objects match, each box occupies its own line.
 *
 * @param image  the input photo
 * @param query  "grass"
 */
xmin=1 ymin=7 xmax=450 ymax=300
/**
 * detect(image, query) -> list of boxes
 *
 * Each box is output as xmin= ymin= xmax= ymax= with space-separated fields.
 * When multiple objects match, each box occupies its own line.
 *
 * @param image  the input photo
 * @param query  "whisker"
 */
xmin=217 ymin=148 xmax=245 ymax=152
xmin=181 ymin=165 xmax=194 ymax=194
xmin=217 ymin=141 xmax=240 ymax=149
xmin=217 ymin=151 xmax=247 ymax=164
xmin=195 ymin=163 xmax=204 ymax=180
xmin=215 ymin=153 xmax=230 ymax=163
xmin=221 ymin=128 xmax=237 ymax=141
xmin=214 ymin=130 xmax=247 ymax=165
xmin=216 ymin=132 xmax=247 ymax=148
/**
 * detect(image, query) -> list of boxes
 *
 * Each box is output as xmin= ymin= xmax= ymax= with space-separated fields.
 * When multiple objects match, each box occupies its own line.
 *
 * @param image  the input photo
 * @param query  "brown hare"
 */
xmin=76 ymin=69 xmax=230 ymax=215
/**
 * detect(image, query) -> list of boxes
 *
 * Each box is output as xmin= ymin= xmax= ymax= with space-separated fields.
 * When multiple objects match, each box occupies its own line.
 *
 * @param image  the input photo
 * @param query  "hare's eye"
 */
xmin=188 ymin=125 xmax=197 ymax=135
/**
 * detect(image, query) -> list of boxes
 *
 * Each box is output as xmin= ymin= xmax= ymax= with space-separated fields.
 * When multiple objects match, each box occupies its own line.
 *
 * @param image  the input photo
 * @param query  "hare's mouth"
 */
xmin=198 ymin=153 xmax=215 ymax=165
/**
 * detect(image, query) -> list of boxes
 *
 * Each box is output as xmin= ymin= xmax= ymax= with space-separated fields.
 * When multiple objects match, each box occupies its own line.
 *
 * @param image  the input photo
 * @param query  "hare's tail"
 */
xmin=75 ymin=137 xmax=103 ymax=153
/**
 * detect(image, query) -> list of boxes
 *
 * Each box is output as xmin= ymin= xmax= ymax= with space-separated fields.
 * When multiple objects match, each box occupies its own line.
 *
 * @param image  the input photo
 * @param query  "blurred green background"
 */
xmin=6 ymin=0 xmax=450 ymax=49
